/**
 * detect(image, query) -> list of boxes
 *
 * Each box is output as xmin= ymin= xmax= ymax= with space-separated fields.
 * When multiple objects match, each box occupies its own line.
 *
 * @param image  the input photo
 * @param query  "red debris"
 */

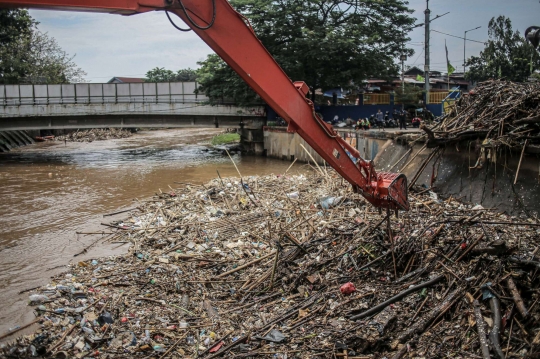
xmin=340 ymin=282 xmax=356 ymax=295
xmin=209 ymin=341 xmax=224 ymax=353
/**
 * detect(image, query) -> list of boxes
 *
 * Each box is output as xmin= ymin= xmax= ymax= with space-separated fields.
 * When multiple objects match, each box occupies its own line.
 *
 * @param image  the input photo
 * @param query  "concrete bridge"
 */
xmin=0 ymin=82 xmax=265 ymax=131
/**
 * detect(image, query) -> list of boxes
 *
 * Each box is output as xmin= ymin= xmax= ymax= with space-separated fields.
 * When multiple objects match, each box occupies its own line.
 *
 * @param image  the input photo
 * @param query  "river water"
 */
xmin=0 ymin=128 xmax=301 ymax=336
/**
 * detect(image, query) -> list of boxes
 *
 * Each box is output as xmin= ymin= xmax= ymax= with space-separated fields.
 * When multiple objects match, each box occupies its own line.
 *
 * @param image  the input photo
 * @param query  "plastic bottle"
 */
xmin=153 ymin=345 xmax=166 ymax=353
xmin=28 ymin=294 xmax=49 ymax=304
xmin=82 ymin=327 xmax=94 ymax=334
xmin=286 ymin=191 xmax=299 ymax=199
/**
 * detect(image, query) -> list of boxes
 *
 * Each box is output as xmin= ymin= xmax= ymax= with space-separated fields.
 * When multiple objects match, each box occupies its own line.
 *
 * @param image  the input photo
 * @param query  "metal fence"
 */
xmin=0 ymin=82 xmax=209 ymax=106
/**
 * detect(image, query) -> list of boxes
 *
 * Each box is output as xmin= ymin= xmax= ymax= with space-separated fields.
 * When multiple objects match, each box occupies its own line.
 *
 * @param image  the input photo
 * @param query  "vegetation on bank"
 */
xmin=210 ymin=133 xmax=240 ymax=145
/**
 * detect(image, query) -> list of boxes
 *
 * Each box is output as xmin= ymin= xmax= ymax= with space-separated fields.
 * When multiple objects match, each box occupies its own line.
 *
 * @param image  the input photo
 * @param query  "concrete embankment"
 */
xmin=0 ymin=130 xmax=34 ymax=152
xmin=263 ymin=127 xmax=540 ymax=215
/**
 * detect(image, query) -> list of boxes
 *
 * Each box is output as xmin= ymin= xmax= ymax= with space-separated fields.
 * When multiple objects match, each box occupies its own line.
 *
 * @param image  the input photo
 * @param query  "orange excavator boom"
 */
xmin=0 ymin=0 xmax=409 ymax=211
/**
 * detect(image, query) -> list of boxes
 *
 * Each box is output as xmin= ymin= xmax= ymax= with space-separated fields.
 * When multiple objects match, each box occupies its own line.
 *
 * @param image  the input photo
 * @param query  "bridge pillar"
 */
xmin=240 ymin=128 xmax=264 ymax=154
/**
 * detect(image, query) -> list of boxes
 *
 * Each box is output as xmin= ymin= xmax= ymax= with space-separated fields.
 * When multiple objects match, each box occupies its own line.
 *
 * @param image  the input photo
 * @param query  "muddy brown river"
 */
xmin=0 ymin=128 xmax=302 ymax=337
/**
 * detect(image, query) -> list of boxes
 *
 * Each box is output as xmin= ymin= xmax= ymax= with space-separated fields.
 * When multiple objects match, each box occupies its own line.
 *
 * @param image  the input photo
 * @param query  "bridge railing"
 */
xmin=0 ymin=82 xmax=210 ymax=106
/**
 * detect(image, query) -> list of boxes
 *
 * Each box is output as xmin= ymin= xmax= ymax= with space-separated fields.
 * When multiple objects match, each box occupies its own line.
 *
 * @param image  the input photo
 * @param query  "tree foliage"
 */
xmin=145 ymin=67 xmax=198 ymax=82
xmin=0 ymin=9 xmax=34 ymax=83
xmin=197 ymin=0 xmax=415 ymax=105
xmin=196 ymin=55 xmax=261 ymax=104
xmin=0 ymin=9 xmax=34 ymax=47
xmin=395 ymin=83 xmax=422 ymax=106
xmin=0 ymin=9 xmax=86 ymax=84
xmin=466 ymin=16 xmax=540 ymax=83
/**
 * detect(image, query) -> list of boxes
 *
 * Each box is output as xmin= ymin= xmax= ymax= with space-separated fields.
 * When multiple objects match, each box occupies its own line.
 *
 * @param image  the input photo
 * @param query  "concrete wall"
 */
xmin=264 ymin=128 xmax=387 ymax=164
xmin=264 ymin=127 xmax=325 ymax=163
xmin=263 ymin=128 xmax=540 ymax=215
xmin=0 ymin=130 xmax=34 ymax=152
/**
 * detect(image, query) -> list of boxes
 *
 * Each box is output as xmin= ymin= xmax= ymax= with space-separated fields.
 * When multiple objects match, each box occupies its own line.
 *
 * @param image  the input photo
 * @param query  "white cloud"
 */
xmin=30 ymin=1 xmax=539 ymax=83
xmin=30 ymin=9 xmax=213 ymax=82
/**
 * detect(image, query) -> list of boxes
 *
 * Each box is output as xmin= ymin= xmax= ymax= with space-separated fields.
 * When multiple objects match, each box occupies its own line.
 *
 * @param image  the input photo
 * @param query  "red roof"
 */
xmin=108 ymin=77 xmax=145 ymax=83
xmin=366 ymin=79 xmax=386 ymax=84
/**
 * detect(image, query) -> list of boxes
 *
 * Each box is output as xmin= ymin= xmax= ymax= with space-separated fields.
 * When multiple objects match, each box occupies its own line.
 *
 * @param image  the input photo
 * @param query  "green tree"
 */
xmin=395 ymin=84 xmax=422 ymax=106
xmin=197 ymin=0 xmax=415 ymax=105
xmin=176 ymin=68 xmax=197 ymax=81
xmin=0 ymin=9 xmax=35 ymax=83
xmin=0 ymin=10 xmax=86 ymax=84
xmin=0 ymin=9 xmax=34 ymax=46
xmin=145 ymin=67 xmax=198 ymax=82
xmin=466 ymin=16 xmax=540 ymax=83
xmin=196 ymin=54 xmax=261 ymax=105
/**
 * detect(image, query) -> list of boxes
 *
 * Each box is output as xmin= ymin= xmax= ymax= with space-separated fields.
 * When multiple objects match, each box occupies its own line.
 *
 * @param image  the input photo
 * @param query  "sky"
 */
xmin=28 ymin=0 xmax=539 ymax=83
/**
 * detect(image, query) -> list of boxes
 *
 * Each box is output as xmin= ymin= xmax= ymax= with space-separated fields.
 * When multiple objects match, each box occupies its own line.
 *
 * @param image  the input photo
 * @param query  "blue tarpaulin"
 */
xmin=323 ymin=88 xmax=345 ymax=99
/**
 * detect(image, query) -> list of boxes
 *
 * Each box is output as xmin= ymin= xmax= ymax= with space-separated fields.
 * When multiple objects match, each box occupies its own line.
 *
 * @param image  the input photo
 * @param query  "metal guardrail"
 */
xmin=0 ymin=82 xmax=209 ymax=106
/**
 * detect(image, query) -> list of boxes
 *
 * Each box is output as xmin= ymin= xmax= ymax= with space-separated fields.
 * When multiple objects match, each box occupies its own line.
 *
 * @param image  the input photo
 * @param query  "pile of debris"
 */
xmin=2 ymin=170 xmax=540 ymax=358
xmin=55 ymin=129 xmax=133 ymax=143
xmin=423 ymin=79 xmax=540 ymax=153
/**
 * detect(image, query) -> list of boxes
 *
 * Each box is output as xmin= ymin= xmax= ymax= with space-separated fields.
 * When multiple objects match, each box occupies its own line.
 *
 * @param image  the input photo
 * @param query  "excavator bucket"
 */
xmin=375 ymin=172 xmax=409 ymax=211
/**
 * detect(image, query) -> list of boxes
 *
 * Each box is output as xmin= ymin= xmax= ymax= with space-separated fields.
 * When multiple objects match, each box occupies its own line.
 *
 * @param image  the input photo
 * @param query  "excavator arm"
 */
xmin=0 ymin=0 xmax=409 ymax=211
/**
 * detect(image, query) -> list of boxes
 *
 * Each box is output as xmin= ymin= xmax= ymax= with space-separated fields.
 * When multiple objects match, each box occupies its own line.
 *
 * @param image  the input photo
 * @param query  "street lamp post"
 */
xmin=463 ymin=26 xmax=481 ymax=74
xmin=424 ymin=0 xmax=430 ymax=103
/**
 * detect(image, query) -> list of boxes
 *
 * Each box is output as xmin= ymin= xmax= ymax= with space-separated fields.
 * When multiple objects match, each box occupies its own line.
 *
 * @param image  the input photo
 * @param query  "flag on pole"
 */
xmin=416 ymin=74 xmax=425 ymax=82
xmin=445 ymin=40 xmax=455 ymax=75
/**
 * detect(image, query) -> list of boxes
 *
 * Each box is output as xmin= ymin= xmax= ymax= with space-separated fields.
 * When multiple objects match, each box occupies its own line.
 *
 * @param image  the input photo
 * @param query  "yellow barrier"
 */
xmin=443 ymin=100 xmax=455 ymax=114
xmin=429 ymin=92 xmax=448 ymax=104
xmin=363 ymin=93 xmax=390 ymax=105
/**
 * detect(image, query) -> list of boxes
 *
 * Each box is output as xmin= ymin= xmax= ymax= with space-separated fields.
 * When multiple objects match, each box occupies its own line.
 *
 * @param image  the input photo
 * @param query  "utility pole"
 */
xmin=464 ymin=26 xmax=481 ymax=74
xmin=401 ymin=58 xmax=405 ymax=92
xmin=424 ymin=0 xmax=430 ymax=105
xmin=401 ymin=30 xmax=406 ymax=93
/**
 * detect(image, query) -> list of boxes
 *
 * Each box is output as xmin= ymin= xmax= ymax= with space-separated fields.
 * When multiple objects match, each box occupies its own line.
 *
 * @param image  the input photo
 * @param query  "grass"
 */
xmin=211 ymin=133 xmax=240 ymax=145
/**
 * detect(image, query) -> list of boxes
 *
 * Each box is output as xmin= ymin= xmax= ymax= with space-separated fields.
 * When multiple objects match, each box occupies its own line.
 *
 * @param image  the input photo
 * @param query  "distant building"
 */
xmin=107 ymin=77 xmax=145 ymax=84
xmin=403 ymin=66 xmax=424 ymax=77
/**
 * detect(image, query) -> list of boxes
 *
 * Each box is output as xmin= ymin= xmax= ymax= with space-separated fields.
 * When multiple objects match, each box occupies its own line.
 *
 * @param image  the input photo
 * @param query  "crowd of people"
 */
xmin=334 ymin=107 xmax=434 ymax=131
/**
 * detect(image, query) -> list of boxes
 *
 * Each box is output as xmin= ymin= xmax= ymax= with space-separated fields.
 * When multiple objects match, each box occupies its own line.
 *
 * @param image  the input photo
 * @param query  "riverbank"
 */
xmin=0 ymin=128 xmax=304 ymax=338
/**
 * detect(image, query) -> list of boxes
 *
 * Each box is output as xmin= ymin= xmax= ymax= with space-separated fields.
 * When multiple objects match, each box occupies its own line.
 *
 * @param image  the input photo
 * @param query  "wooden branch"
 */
xmin=216 ymin=251 xmax=275 ymax=278
xmin=472 ymin=299 xmax=491 ymax=359
xmin=397 ymin=289 xmax=462 ymax=343
xmin=350 ymin=275 xmax=444 ymax=321
xmin=488 ymin=296 xmax=505 ymax=359
xmin=507 ymin=277 xmax=530 ymax=319
xmin=514 ymin=115 xmax=540 ymax=125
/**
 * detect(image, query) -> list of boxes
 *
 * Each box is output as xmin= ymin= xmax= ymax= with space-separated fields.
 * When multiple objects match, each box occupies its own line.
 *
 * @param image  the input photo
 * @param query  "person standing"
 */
xmin=399 ymin=110 xmax=407 ymax=130
xmin=376 ymin=109 xmax=384 ymax=130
